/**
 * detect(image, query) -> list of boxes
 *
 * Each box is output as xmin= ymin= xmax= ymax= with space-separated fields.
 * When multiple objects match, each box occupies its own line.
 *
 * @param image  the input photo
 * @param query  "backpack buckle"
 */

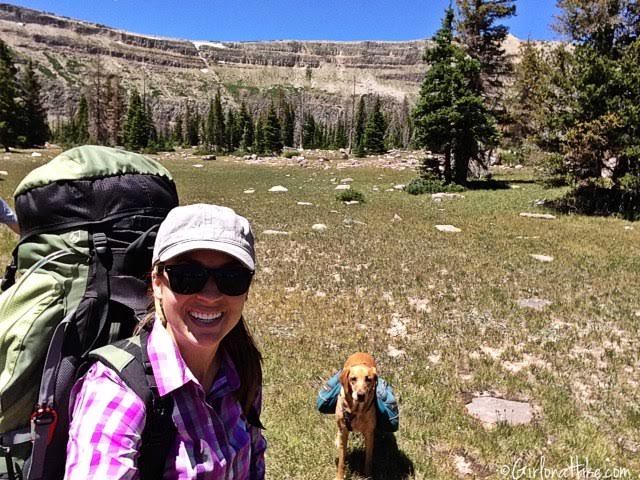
xmin=92 ymin=232 xmax=108 ymax=255
xmin=30 ymin=405 xmax=58 ymax=445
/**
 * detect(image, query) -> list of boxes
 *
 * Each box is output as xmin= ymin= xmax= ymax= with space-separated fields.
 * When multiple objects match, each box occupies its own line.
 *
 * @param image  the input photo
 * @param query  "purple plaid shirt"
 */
xmin=65 ymin=317 xmax=266 ymax=479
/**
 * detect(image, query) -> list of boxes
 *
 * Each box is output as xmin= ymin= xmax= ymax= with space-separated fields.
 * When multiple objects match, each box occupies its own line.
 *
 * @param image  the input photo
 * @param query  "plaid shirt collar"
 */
xmin=148 ymin=316 xmax=240 ymax=398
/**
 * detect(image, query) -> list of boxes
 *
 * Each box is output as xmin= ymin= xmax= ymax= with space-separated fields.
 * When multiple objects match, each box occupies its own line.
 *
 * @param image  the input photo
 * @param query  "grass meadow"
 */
xmin=0 ymin=149 xmax=638 ymax=479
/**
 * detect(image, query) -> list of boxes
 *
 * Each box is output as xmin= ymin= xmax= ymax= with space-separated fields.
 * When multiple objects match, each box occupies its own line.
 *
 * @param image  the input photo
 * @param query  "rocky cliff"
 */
xmin=0 ymin=3 xmax=521 ymax=130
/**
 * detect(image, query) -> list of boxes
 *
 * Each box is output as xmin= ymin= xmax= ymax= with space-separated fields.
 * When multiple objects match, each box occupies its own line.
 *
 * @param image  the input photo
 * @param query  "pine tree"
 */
xmin=0 ymin=39 xmax=19 ymax=151
xmin=19 ymin=60 xmax=49 ymax=147
xmin=123 ymin=88 xmax=147 ymax=150
xmin=334 ymin=114 xmax=348 ymax=149
xmin=172 ymin=116 xmax=184 ymax=145
xmin=280 ymin=99 xmax=295 ymax=147
xmin=253 ymin=115 xmax=265 ymax=154
xmin=302 ymin=113 xmax=316 ymax=149
xmin=237 ymin=102 xmax=254 ymax=152
xmin=353 ymin=96 xmax=367 ymax=157
xmin=456 ymin=0 xmax=516 ymax=115
xmin=74 ymin=95 xmax=90 ymax=144
xmin=225 ymin=108 xmax=236 ymax=152
xmin=412 ymin=7 xmax=498 ymax=184
xmin=205 ymin=98 xmax=215 ymax=148
xmin=263 ymin=102 xmax=282 ymax=154
xmin=213 ymin=90 xmax=225 ymax=150
xmin=363 ymin=96 xmax=387 ymax=154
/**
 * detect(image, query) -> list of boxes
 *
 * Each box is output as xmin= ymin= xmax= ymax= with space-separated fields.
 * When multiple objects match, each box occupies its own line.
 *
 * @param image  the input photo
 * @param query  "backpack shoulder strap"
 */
xmin=89 ymin=329 xmax=176 ymax=480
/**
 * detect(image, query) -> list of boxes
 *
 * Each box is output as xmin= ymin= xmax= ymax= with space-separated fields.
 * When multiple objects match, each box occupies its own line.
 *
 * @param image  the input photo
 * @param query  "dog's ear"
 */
xmin=340 ymin=367 xmax=351 ymax=393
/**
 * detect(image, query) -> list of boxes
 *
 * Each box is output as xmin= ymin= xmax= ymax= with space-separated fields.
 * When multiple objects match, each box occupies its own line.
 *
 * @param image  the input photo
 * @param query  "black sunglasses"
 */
xmin=157 ymin=263 xmax=254 ymax=296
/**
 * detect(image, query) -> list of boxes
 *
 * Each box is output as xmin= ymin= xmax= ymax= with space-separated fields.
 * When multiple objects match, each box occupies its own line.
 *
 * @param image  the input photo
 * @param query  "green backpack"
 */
xmin=0 ymin=146 xmax=179 ymax=480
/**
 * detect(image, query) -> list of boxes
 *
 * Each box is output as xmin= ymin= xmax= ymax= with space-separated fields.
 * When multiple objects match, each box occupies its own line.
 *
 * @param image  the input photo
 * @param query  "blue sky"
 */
xmin=7 ymin=1 xmax=561 ymax=42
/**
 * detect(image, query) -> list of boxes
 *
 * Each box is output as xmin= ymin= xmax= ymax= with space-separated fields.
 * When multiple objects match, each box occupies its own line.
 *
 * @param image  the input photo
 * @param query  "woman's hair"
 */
xmin=135 ymin=299 xmax=262 ymax=417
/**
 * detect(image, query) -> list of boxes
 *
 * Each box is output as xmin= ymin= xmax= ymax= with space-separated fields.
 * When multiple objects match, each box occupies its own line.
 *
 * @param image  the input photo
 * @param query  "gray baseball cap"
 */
xmin=152 ymin=204 xmax=255 ymax=270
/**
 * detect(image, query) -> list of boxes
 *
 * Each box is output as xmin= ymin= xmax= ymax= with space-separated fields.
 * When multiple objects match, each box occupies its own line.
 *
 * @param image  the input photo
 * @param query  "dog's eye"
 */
xmin=350 ymin=377 xmax=357 ymax=382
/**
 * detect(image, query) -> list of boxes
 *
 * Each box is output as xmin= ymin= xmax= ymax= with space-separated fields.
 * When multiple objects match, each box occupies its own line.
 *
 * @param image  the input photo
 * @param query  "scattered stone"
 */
xmin=393 ymin=184 xmax=405 ymax=190
xmin=624 ymin=225 xmax=634 ymax=230
xmin=392 ymin=213 xmax=402 ymax=222
xmin=31 ymin=152 xmax=42 ymax=157
xmin=519 ymin=212 xmax=556 ymax=220
xmin=428 ymin=353 xmax=441 ymax=364
xmin=465 ymin=396 xmax=534 ymax=426
xmin=312 ymin=223 xmax=328 ymax=232
xmin=297 ymin=201 xmax=313 ymax=206
xmin=335 ymin=184 xmax=351 ymax=191
xmin=0 ymin=170 xmax=8 ymax=176
xmin=344 ymin=200 xmax=360 ymax=205
xmin=435 ymin=225 xmax=462 ymax=233
xmin=407 ymin=297 xmax=430 ymax=313
xmin=387 ymin=345 xmax=406 ymax=359
xmin=529 ymin=254 xmax=554 ymax=262
xmin=532 ymin=198 xmax=546 ymax=206
xmin=515 ymin=164 xmax=524 ymax=169
xmin=343 ymin=217 xmax=366 ymax=226
xmin=385 ymin=188 xmax=394 ymax=192
xmin=518 ymin=298 xmax=552 ymax=310
xmin=315 ymin=291 xmax=327 ymax=298
xmin=386 ymin=316 xmax=407 ymax=338
xmin=480 ymin=345 xmax=502 ymax=360
xmin=262 ymin=230 xmax=290 ymax=236
xmin=432 ymin=192 xmax=465 ymax=201
xmin=453 ymin=455 xmax=474 ymax=476
xmin=268 ymin=185 xmax=288 ymax=193
xmin=341 ymin=177 xmax=354 ymax=183
xmin=516 ymin=235 xmax=540 ymax=240
xmin=201 ymin=154 xmax=216 ymax=161
xmin=372 ymin=186 xmax=380 ymax=192
xmin=191 ymin=164 xmax=204 ymax=168
xmin=243 ymin=189 xmax=255 ymax=194
xmin=634 ymin=311 xmax=640 ymax=317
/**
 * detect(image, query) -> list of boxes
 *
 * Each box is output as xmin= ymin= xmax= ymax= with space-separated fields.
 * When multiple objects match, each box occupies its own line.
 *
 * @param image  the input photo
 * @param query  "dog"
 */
xmin=335 ymin=352 xmax=378 ymax=480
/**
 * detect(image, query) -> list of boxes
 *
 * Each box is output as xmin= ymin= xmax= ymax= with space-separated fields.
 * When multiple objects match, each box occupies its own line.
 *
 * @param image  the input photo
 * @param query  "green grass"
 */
xmin=0 ymin=150 xmax=638 ymax=479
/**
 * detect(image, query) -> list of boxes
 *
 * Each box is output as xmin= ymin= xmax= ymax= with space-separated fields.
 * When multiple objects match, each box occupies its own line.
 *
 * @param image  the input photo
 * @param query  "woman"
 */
xmin=65 ymin=204 xmax=266 ymax=479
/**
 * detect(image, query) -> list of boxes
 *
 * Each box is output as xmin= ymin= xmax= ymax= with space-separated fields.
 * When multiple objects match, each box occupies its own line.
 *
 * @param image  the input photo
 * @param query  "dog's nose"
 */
xmin=357 ymin=393 xmax=366 ymax=402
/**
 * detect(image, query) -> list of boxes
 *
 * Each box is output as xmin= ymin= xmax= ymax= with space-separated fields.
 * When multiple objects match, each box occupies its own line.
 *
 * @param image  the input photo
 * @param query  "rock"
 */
xmin=341 ymin=177 xmax=354 ymax=183
xmin=315 ymin=290 xmax=327 ymax=298
xmin=191 ymin=164 xmax=204 ymax=168
xmin=624 ymin=225 xmax=634 ymax=230
xmin=243 ymin=189 xmax=255 ymax=194
xmin=344 ymin=200 xmax=360 ymax=205
xmin=31 ymin=152 xmax=42 ymax=157
xmin=297 ymin=201 xmax=313 ymax=206
xmin=312 ymin=223 xmax=328 ymax=232
xmin=435 ymin=225 xmax=462 ymax=233
xmin=335 ymin=184 xmax=351 ymax=190
xmin=518 ymin=298 xmax=552 ymax=310
xmin=201 ymin=154 xmax=216 ymax=161
xmin=465 ymin=396 xmax=534 ymax=426
xmin=515 ymin=164 xmax=524 ymax=169
xmin=268 ymin=185 xmax=288 ymax=193
xmin=529 ymin=254 xmax=554 ymax=262
xmin=386 ymin=315 xmax=407 ymax=338
xmin=343 ymin=217 xmax=366 ymax=226
xmin=453 ymin=455 xmax=474 ymax=476
xmin=262 ymin=230 xmax=289 ymax=236
xmin=0 ymin=170 xmax=8 ymax=176
xmin=393 ymin=184 xmax=405 ymax=190
xmin=387 ymin=345 xmax=406 ymax=359
xmin=519 ymin=212 xmax=556 ymax=220
xmin=392 ymin=213 xmax=402 ymax=222
xmin=431 ymin=192 xmax=465 ymax=201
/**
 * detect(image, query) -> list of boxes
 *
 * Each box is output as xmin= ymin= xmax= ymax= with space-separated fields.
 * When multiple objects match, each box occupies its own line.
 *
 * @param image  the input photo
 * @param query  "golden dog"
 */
xmin=335 ymin=352 xmax=378 ymax=480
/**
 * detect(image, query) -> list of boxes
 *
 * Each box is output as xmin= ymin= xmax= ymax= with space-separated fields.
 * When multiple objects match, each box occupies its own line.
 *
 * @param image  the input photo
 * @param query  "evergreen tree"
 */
xmin=263 ymin=102 xmax=282 ymax=154
xmin=363 ymin=96 xmax=387 ymax=154
xmin=205 ymin=98 xmax=215 ymax=148
xmin=456 ymin=0 xmax=516 ymax=118
xmin=412 ymin=7 xmax=498 ymax=184
xmin=280 ymin=99 xmax=295 ymax=147
xmin=87 ymin=57 xmax=109 ymax=144
xmin=353 ymin=96 xmax=367 ymax=157
xmin=253 ymin=115 xmax=265 ymax=154
xmin=105 ymin=74 xmax=125 ymax=146
xmin=334 ymin=115 xmax=348 ymax=149
xmin=184 ymin=101 xmax=200 ymax=146
xmin=123 ymin=88 xmax=148 ymax=150
xmin=302 ymin=113 xmax=316 ymax=149
xmin=225 ymin=108 xmax=237 ymax=152
xmin=74 ymin=95 xmax=90 ymax=144
xmin=173 ymin=116 xmax=184 ymax=145
xmin=19 ymin=60 xmax=49 ymax=147
xmin=213 ymin=90 xmax=225 ymax=150
xmin=237 ymin=102 xmax=254 ymax=152
xmin=0 ymin=39 xmax=19 ymax=151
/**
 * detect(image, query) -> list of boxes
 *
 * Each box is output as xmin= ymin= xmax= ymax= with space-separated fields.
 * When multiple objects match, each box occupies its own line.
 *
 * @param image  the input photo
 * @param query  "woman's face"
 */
xmin=152 ymin=249 xmax=248 ymax=354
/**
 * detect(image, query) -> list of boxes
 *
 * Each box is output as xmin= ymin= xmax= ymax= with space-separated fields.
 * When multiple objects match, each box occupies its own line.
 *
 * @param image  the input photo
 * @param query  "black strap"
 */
xmin=90 ymin=329 xmax=176 ymax=480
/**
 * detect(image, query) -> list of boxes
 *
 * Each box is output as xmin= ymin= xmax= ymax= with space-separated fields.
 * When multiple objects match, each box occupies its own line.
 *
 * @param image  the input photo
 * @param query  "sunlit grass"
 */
xmin=0 ymin=150 xmax=638 ymax=478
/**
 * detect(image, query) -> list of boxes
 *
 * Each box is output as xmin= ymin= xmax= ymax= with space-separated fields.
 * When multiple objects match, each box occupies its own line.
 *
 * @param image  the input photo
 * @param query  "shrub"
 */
xmin=336 ymin=189 xmax=365 ymax=203
xmin=404 ymin=174 xmax=465 ymax=195
xmin=619 ymin=174 xmax=640 ymax=220
xmin=282 ymin=150 xmax=300 ymax=158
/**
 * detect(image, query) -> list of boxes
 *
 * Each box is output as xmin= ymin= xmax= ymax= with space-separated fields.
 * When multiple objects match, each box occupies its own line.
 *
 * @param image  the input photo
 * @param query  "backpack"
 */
xmin=0 ymin=146 xmax=180 ymax=480
xmin=316 ymin=370 xmax=400 ymax=433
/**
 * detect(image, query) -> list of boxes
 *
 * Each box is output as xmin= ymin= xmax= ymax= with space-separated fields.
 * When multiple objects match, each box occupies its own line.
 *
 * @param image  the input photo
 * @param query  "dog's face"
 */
xmin=341 ymin=364 xmax=377 ymax=404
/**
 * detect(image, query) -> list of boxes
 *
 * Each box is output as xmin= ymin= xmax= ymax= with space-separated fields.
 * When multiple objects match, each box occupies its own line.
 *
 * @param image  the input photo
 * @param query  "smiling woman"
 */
xmin=64 ymin=204 xmax=266 ymax=480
